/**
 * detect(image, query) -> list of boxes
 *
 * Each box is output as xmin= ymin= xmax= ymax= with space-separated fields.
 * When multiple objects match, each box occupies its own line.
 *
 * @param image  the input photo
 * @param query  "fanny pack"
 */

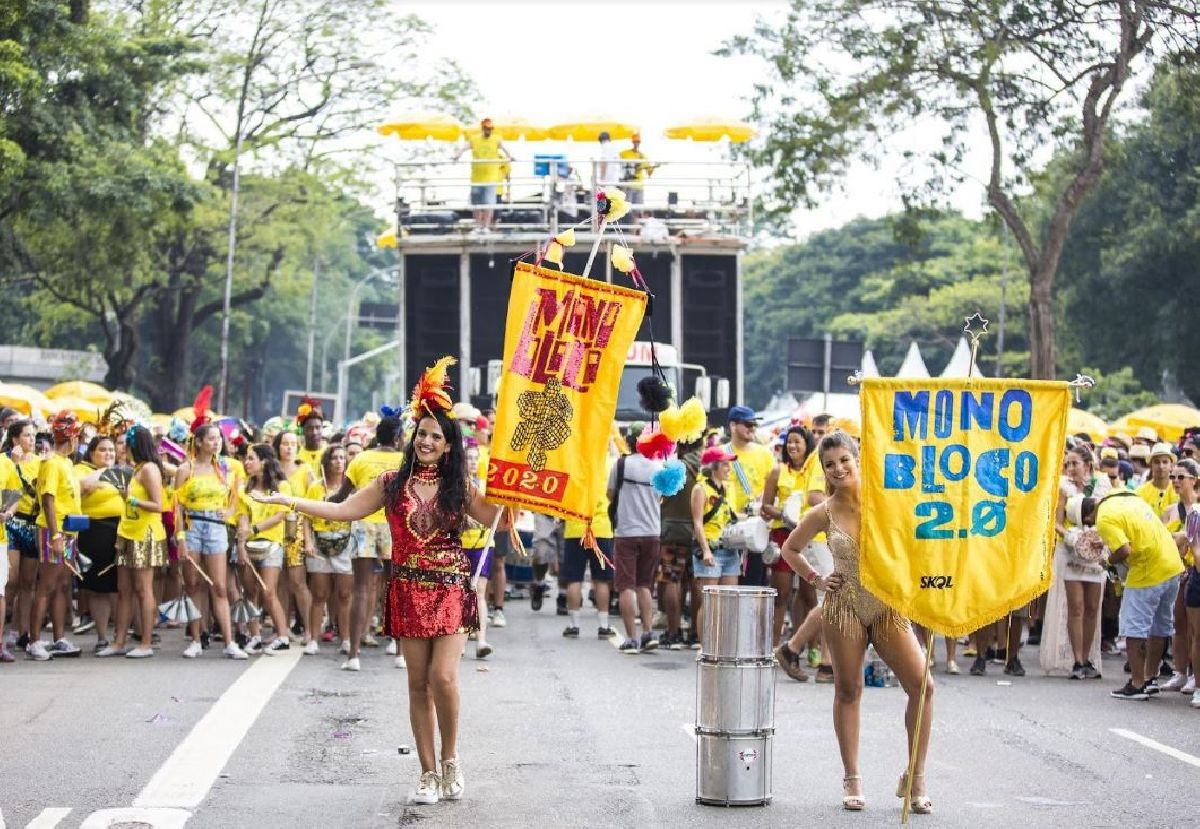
xmin=315 ymin=531 xmax=351 ymax=558
xmin=63 ymin=514 xmax=90 ymax=533
xmin=245 ymin=539 xmax=273 ymax=561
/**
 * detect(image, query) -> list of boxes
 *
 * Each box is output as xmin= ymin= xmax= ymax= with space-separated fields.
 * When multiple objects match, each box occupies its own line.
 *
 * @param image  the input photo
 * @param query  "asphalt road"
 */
xmin=1 ymin=599 xmax=1197 ymax=828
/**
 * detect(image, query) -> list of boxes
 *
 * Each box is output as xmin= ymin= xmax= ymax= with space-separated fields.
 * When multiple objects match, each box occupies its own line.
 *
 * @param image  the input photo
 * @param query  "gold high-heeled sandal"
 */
xmin=896 ymin=772 xmax=932 ymax=814
xmin=842 ymin=774 xmax=865 ymax=811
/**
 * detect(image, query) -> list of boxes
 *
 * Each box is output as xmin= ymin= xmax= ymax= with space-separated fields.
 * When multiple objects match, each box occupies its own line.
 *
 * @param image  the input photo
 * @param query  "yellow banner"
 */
xmin=488 ymin=262 xmax=646 ymax=522
xmin=858 ymin=378 xmax=1070 ymax=636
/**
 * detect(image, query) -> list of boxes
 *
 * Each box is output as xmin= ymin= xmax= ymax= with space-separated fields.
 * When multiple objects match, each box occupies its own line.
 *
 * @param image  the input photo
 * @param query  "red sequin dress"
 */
xmin=382 ymin=471 xmax=479 ymax=638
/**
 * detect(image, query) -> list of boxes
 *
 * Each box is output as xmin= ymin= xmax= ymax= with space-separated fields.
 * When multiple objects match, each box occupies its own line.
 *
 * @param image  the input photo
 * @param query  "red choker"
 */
xmin=413 ymin=462 xmax=440 ymax=483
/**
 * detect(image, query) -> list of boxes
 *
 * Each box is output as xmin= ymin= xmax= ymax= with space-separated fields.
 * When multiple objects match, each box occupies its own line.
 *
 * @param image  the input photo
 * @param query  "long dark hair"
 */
xmin=321 ymin=443 xmax=347 ymax=486
xmin=784 ymin=426 xmax=815 ymax=470
xmin=247 ymin=443 xmax=285 ymax=494
xmin=127 ymin=425 xmax=164 ymax=478
xmin=383 ymin=409 xmax=468 ymax=532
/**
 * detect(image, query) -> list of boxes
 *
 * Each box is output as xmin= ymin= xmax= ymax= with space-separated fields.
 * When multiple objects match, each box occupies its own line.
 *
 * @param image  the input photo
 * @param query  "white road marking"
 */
xmin=24 ymin=808 xmax=71 ymax=829
xmin=1110 ymin=728 xmax=1200 ymax=769
xmin=682 ymin=722 xmax=698 ymax=744
xmin=79 ymin=808 xmax=191 ymax=829
xmin=134 ymin=650 xmax=302 ymax=808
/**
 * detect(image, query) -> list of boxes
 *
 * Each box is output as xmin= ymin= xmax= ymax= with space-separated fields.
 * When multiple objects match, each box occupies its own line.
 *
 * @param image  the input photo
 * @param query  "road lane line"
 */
xmin=25 ymin=808 xmax=71 ymax=829
xmin=134 ymin=650 xmax=302 ymax=808
xmin=1110 ymin=728 xmax=1200 ymax=769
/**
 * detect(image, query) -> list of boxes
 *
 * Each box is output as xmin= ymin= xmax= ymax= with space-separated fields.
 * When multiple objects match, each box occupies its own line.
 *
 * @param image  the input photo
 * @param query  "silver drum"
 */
xmin=696 ymin=661 xmax=775 ymax=734
xmin=696 ymin=732 xmax=773 ymax=806
xmin=701 ymin=586 xmax=775 ymax=661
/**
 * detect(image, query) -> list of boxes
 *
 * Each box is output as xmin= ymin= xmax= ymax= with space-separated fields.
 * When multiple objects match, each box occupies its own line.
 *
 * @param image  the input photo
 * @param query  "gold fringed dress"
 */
xmin=821 ymin=502 xmax=908 ymax=643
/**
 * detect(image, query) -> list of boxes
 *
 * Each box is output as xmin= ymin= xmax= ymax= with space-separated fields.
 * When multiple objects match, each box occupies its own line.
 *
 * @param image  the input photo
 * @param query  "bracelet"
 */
xmin=250 ymin=524 xmax=259 ymax=535
xmin=130 ymin=496 xmax=140 ymax=509
xmin=51 ymin=532 xmax=65 ymax=542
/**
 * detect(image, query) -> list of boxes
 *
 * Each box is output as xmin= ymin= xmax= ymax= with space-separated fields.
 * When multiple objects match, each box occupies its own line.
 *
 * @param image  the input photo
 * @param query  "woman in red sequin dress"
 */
xmin=254 ymin=359 xmax=504 ymax=806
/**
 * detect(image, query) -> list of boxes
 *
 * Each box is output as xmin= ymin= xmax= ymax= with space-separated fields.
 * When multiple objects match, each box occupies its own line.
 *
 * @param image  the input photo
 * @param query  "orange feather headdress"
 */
xmin=408 ymin=356 xmax=457 ymax=421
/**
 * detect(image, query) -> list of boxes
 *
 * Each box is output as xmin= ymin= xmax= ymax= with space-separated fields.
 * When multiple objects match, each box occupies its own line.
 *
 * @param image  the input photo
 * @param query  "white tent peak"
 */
xmin=896 ymin=341 xmax=930 ymax=378
xmin=940 ymin=337 xmax=986 ymax=378
xmin=860 ymin=349 xmax=880 ymax=378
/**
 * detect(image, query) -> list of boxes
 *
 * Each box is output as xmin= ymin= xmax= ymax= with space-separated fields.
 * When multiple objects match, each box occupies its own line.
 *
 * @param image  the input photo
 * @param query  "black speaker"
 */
xmin=680 ymin=254 xmax=738 ymax=387
xmin=404 ymin=255 xmax=459 ymax=393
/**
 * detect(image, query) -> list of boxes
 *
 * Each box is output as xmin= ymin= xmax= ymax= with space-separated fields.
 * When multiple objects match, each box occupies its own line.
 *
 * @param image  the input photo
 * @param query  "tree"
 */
xmin=724 ymin=1 xmax=1200 ymax=379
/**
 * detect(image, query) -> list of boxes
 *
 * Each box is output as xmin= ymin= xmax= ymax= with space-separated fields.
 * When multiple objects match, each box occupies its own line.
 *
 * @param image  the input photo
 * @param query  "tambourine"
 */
xmin=781 ymin=492 xmax=804 ymax=528
xmin=1070 ymin=528 xmax=1108 ymax=563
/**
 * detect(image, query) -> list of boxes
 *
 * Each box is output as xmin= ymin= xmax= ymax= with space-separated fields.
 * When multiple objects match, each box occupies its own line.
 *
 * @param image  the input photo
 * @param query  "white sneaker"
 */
xmin=303 ymin=640 xmax=319 ymax=655
xmin=26 ymin=640 xmax=51 ymax=661
xmin=412 ymin=771 xmax=441 ymax=805
xmin=96 ymin=644 xmax=129 ymax=658
xmin=1192 ymin=689 xmax=1200 ymax=709
xmin=245 ymin=636 xmax=263 ymax=655
xmin=264 ymin=637 xmax=290 ymax=655
xmin=339 ymin=639 xmax=350 ymax=654
xmin=491 ymin=609 xmax=506 ymax=628
xmin=182 ymin=640 xmax=202 ymax=659
xmin=395 ymin=655 xmax=407 ymax=669
xmin=441 ymin=757 xmax=464 ymax=800
xmin=386 ymin=639 xmax=397 ymax=655
xmin=126 ymin=647 xmax=154 ymax=659
xmin=1163 ymin=671 xmax=1188 ymax=692
xmin=225 ymin=643 xmax=249 ymax=660
xmin=340 ymin=657 xmax=360 ymax=672
xmin=50 ymin=638 xmax=80 ymax=657
xmin=1182 ymin=674 xmax=1196 ymax=694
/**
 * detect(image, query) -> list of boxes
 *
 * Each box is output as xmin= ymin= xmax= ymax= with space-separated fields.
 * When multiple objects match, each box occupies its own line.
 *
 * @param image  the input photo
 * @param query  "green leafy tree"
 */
xmin=725 ymin=1 xmax=1200 ymax=380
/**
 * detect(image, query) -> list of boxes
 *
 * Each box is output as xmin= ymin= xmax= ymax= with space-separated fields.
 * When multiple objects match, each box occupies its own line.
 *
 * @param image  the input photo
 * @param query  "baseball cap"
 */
xmin=1151 ymin=441 xmax=1176 ymax=460
xmin=701 ymin=446 xmax=737 ymax=465
xmin=1130 ymin=444 xmax=1151 ymax=461
xmin=727 ymin=405 xmax=760 ymax=424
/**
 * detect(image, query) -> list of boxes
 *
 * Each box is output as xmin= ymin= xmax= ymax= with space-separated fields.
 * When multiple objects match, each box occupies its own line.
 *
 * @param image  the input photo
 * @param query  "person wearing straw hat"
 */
xmin=27 ymin=410 xmax=84 ymax=661
xmin=1137 ymin=443 xmax=1179 ymax=517
xmin=255 ymin=356 xmax=507 ymax=805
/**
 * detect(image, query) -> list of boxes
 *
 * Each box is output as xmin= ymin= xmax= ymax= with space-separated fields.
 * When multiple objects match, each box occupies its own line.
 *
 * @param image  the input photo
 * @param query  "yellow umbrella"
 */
xmin=376 ymin=113 xmax=465 ymax=142
xmin=376 ymin=230 xmax=398 ymax=249
xmin=465 ymin=117 xmax=549 ymax=141
xmin=45 ymin=380 xmax=112 ymax=404
xmin=47 ymin=395 xmax=103 ymax=423
xmin=0 ymin=383 xmax=53 ymax=416
xmin=664 ymin=117 xmax=757 ymax=143
xmin=547 ymin=117 xmax=639 ymax=142
xmin=1119 ymin=404 xmax=1200 ymax=443
xmin=1067 ymin=408 xmax=1108 ymax=441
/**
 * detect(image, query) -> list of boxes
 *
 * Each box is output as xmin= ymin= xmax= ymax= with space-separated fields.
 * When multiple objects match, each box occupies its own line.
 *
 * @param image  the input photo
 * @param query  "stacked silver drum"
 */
xmin=695 ymin=585 xmax=776 ymax=807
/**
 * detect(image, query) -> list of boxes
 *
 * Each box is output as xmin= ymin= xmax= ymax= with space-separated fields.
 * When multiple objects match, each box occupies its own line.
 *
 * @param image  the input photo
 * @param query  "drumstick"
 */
xmin=244 ymin=558 xmax=268 ymax=591
xmin=185 ymin=554 xmax=214 ymax=585
xmin=95 ymin=562 xmax=116 ymax=577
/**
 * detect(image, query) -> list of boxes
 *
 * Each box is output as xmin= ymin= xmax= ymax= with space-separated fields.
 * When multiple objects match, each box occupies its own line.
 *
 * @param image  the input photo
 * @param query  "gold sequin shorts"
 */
xmin=117 ymin=531 xmax=168 ymax=568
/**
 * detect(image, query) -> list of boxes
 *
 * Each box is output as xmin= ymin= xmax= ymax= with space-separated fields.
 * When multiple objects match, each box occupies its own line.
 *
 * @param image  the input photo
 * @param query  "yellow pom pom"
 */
xmin=611 ymin=244 xmax=636 ymax=273
xmin=545 ymin=241 xmax=564 ymax=266
xmin=599 ymin=187 xmax=632 ymax=223
xmin=555 ymin=228 xmax=576 ymax=247
xmin=661 ymin=397 xmax=707 ymax=444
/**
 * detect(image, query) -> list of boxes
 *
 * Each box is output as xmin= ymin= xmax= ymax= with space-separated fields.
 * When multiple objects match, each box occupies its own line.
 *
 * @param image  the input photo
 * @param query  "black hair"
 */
xmin=1080 ymin=496 xmax=1098 ymax=525
xmin=383 ymin=409 xmax=469 ymax=533
xmin=127 ymin=425 xmax=164 ymax=478
xmin=1177 ymin=458 xmax=1200 ymax=479
xmin=784 ymin=426 xmax=815 ymax=469
xmin=812 ymin=413 xmax=834 ymax=428
xmin=191 ymin=422 xmax=222 ymax=454
xmin=271 ymin=430 xmax=299 ymax=459
xmin=321 ymin=443 xmax=347 ymax=484
xmin=4 ymin=418 xmax=33 ymax=453
xmin=375 ymin=416 xmax=402 ymax=449
xmin=85 ymin=434 xmax=116 ymax=464
xmin=246 ymin=443 xmax=285 ymax=494
xmin=1067 ymin=444 xmax=1096 ymax=470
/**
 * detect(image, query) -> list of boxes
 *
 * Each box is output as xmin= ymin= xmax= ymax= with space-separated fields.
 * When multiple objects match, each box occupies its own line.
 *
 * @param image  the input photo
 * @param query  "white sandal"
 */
xmin=842 ymin=774 xmax=865 ymax=811
xmin=896 ymin=772 xmax=932 ymax=814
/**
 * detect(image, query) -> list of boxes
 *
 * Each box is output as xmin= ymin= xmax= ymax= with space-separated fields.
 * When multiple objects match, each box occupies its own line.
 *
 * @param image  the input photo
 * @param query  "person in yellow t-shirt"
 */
xmin=1137 ymin=443 xmax=1179 ymax=516
xmin=0 ymin=446 xmax=21 ymax=661
xmin=335 ymin=416 xmax=403 ymax=668
xmin=27 ymin=411 xmax=84 ymax=660
xmin=454 ymin=118 xmax=511 ymax=231
xmin=304 ymin=444 xmax=354 ymax=658
xmin=761 ymin=426 xmax=815 ymax=670
xmin=7 ymin=418 xmax=42 ymax=647
xmin=296 ymin=401 xmax=327 ymax=472
xmin=236 ymin=443 xmax=294 ymax=655
xmin=461 ymin=443 xmax=495 ymax=659
xmin=561 ymin=453 xmax=617 ymax=641
xmin=108 ymin=427 xmax=170 ymax=659
xmin=74 ymin=435 xmax=124 ymax=651
xmin=273 ymin=430 xmax=315 ymax=650
xmin=724 ymin=406 xmax=777 ymax=592
xmin=619 ymin=133 xmax=657 ymax=205
xmin=1085 ymin=490 xmax=1185 ymax=698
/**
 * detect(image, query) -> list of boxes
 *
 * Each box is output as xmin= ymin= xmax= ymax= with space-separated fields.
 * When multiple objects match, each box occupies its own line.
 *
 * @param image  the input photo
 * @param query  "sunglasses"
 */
xmin=1169 ymin=475 xmax=1195 ymax=481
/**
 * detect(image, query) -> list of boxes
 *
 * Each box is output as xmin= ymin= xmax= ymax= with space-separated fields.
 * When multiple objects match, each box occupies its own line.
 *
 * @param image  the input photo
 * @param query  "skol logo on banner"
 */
xmin=488 ymin=262 xmax=646 ymax=523
xmin=858 ymin=378 xmax=1070 ymax=636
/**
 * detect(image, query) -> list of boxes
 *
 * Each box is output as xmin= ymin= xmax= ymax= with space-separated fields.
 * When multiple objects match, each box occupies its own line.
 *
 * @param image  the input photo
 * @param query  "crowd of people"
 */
xmin=3 ymin=372 xmax=1198 ymax=808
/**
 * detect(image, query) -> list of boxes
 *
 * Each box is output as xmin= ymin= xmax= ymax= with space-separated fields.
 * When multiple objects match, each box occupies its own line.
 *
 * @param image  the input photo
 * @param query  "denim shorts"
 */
xmin=246 ymin=541 xmax=283 ymax=570
xmin=470 ymin=185 xmax=497 ymax=205
xmin=1119 ymin=575 xmax=1180 ymax=639
xmin=1186 ymin=569 xmax=1200 ymax=609
xmin=693 ymin=547 xmax=742 ymax=579
xmin=185 ymin=512 xmax=229 ymax=556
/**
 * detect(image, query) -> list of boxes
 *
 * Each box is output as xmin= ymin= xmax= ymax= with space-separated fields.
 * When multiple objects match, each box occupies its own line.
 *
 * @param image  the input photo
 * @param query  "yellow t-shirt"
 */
xmin=1136 ymin=480 xmax=1178 ymax=516
xmin=727 ymin=441 xmax=774 ymax=515
xmin=0 ymin=454 xmax=20 ymax=543
xmin=801 ymin=453 xmax=828 ymax=543
xmin=287 ymin=465 xmax=315 ymax=502
xmin=769 ymin=462 xmax=805 ymax=530
xmin=177 ymin=465 xmax=233 ymax=514
xmin=236 ymin=481 xmax=294 ymax=543
xmin=117 ymin=468 xmax=167 ymax=542
xmin=565 ymin=456 xmax=615 ymax=540
xmin=224 ymin=457 xmax=245 ymax=525
xmin=699 ymin=477 xmax=734 ymax=544
xmin=74 ymin=463 xmax=125 ymax=519
xmin=13 ymin=455 xmax=40 ymax=516
xmin=1096 ymin=493 xmax=1185 ymax=589
xmin=346 ymin=448 xmax=402 ymax=524
xmin=619 ymin=148 xmax=652 ymax=186
xmin=469 ymin=135 xmax=504 ymax=184
xmin=305 ymin=480 xmax=350 ymax=534
xmin=297 ymin=445 xmax=324 ymax=473
xmin=36 ymin=454 xmax=82 ymax=530
xmin=461 ymin=477 xmax=489 ymax=549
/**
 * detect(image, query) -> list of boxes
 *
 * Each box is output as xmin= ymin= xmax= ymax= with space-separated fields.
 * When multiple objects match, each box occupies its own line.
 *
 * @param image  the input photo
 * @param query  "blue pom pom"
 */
xmin=652 ymin=459 xmax=687 ymax=497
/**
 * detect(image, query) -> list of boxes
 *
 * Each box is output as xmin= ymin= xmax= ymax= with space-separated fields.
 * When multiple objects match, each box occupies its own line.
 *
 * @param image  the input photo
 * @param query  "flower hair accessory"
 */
xmin=296 ymin=396 xmax=324 ymax=424
xmin=379 ymin=405 xmax=402 ymax=419
xmin=99 ymin=400 xmax=135 ymax=439
xmin=124 ymin=425 xmax=139 ymax=446
xmin=408 ymin=356 xmax=457 ymax=420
